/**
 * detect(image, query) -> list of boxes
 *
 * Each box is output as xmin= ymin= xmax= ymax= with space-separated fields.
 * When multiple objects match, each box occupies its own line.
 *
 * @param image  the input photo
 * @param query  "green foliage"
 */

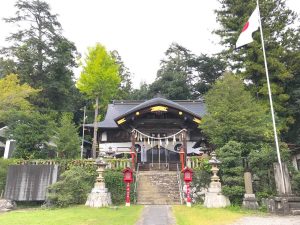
xmin=217 ymin=141 xmax=245 ymax=205
xmin=201 ymin=73 xmax=273 ymax=147
xmin=191 ymin=168 xmax=211 ymax=203
xmin=248 ymin=143 xmax=291 ymax=198
xmin=129 ymin=43 xmax=225 ymax=100
xmin=291 ymin=171 xmax=300 ymax=195
xmin=0 ymin=74 xmax=39 ymax=122
xmin=215 ymin=0 xmax=300 ymax=132
xmin=104 ymin=169 xmax=135 ymax=205
xmin=53 ymin=113 xmax=81 ymax=159
xmin=77 ymin=43 xmax=120 ymax=101
xmin=0 ymin=158 xmax=16 ymax=193
xmin=1 ymin=0 xmax=79 ymax=111
xmin=6 ymin=112 xmax=56 ymax=159
xmin=111 ymin=50 xmax=133 ymax=100
xmin=47 ymin=166 xmax=97 ymax=207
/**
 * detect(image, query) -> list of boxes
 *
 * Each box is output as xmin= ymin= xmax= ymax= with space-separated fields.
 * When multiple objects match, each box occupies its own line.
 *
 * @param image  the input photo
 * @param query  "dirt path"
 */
xmin=230 ymin=215 xmax=300 ymax=225
xmin=136 ymin=205 xmax=176 ymax=225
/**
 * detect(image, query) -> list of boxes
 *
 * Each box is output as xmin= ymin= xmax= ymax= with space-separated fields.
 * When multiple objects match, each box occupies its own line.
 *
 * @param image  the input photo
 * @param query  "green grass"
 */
xmin=0 ymin=205 xmax=143 ymax=225
xmin=173 ymin=205 xmax=262 ymax=225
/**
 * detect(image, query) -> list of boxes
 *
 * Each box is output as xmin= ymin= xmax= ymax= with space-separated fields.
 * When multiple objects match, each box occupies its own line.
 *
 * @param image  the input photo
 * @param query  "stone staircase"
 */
xmin=136 ymin=169 xmax=181 ymax=205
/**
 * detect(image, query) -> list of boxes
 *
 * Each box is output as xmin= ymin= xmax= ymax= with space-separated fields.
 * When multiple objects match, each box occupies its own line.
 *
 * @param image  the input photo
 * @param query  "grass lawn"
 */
xmin=173 ymin=205 xmax=261 ymax=225
xmin=0 ymin=205 xmax=143 ymax=225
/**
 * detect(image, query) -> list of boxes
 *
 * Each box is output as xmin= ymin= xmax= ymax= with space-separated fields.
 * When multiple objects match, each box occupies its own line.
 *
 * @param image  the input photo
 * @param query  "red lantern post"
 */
xmin=123 ymin=167 xmax=133 ymax=206
xmin=179 ymin=147 xmax=185 ymax=171
xmin=182 ymin=167 xmax=193 ymax=207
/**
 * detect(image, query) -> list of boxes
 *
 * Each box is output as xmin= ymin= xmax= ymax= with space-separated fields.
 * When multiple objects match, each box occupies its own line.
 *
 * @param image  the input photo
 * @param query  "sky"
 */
xmin=0 ymin=0 xmax=299 ymax=88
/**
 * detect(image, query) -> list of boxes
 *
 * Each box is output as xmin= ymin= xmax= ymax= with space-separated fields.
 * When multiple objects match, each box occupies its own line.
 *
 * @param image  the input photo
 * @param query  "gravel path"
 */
xmin=230 ymin=215 xmax=300 ymax=225
xmin=136 ymin=205 xmax=176 ymax=225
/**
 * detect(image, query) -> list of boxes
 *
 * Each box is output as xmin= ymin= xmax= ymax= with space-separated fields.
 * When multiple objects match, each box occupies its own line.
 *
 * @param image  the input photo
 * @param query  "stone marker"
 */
xmin=242 ymin=172 xmax=259 ymax=209
xmin=273 ymin=162 xmax=292 ymax=195
xmin=85 ymin=157 xmax=112 ymax=207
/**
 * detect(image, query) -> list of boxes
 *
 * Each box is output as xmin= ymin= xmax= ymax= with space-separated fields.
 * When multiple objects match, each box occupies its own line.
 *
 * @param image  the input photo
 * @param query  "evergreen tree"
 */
xmin=1 ymin=0 xmax=79 ymax=111
xmin=53 ymin=113 xmax=81 ymax=158
xmin=201 ymin=73 xmax=273 ymax=147
xmin=215 ymin=0 xmax=300 ymax=131
xmin=111 ymin=50 xmax=133 ymax=100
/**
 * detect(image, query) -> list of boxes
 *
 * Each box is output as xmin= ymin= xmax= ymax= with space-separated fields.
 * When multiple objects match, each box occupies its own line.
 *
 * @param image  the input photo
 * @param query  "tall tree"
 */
xmin=149 ymin=43 xmax=194 ymax=100
xmin=192 ymin=54 xmax=226 ymax=97
xmin=214 ymin=0 xmax=300 ymax=132
xmin=149 ymin=43 xmax=226 ymax=100
xmin=1 ymin=0 xmax=79 ymax=111
xmin=111 ymin=50 xmax=133 ymax=99
xmin=77 ymin=43 xmax=120 ymax=158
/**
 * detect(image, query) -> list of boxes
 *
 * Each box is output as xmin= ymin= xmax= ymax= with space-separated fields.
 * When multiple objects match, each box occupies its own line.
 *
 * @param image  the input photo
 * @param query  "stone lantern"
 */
xmin=85 ymin=157 xmax=112 ymax=207
xmin=204 ymin=151 xmax=230 ymax=208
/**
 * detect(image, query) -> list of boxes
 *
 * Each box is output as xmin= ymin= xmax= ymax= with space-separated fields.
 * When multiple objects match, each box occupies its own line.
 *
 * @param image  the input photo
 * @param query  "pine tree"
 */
xmin=215 ymin=0 xmax=299 ymax=132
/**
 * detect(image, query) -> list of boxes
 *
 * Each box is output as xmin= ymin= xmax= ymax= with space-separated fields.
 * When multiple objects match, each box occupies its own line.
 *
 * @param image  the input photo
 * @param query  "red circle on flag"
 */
xmin=242 ymin=21 xmax=249 ymax=32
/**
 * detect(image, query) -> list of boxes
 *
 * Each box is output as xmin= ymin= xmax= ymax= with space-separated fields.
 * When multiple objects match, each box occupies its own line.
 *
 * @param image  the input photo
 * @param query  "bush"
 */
xmin=191 ymin=169 xmax=211 ymax=203
xmin=0 ymin=158 xmax=16 ymax=194
xmin=217 ymin=141 xmax=245 ymax=205
xmin=292 ymin=171 xmax=300 ymax=195
xmin=47 ymin=166 xmax=97 ymax=207
xmin=104 ymin=169 xmax=135 ymax=205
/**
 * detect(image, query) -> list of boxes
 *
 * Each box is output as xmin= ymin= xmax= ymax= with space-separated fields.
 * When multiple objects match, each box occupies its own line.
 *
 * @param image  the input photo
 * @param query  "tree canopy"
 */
xmin=215 ymin=0 xmax=300 ymax=132
xmin=0 ymin=74 xmax=39 ymax=122
xmin=200 ymin=73 xmax=273 ymax=148
xmin=77 ymin=43 xmax=120 ymax=158
xmin=1 ymin=0 xmax=79 ymax=111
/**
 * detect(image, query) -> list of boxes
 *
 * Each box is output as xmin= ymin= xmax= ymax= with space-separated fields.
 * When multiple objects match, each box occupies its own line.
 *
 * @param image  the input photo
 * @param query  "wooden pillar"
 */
xmin=183 ymin=129 xmax=187 ymax=167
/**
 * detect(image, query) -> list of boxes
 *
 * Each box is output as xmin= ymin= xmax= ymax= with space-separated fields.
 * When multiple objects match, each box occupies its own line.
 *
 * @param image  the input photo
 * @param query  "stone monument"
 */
xmin=242 ymin=171 xmax=259 ymax=209
xmin=85 ymin=158 xmax=112 ymax=207
xmin=204 ymin=151 xmax=230 ymax=208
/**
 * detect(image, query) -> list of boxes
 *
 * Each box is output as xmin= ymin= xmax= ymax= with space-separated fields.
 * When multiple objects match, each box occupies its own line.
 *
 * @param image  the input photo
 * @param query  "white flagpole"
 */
xmin=256 ymin=0 xmax=286 ymax=194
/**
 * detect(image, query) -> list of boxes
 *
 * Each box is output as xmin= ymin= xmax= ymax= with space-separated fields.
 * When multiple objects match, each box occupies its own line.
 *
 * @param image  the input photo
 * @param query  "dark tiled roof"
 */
xmin=85 ymin=97 xmax=206 ymax=128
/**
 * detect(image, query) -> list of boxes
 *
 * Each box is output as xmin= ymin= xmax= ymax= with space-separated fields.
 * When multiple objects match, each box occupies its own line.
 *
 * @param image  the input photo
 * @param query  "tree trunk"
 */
xmin=92 ymin=96 xmax=99 ymax=158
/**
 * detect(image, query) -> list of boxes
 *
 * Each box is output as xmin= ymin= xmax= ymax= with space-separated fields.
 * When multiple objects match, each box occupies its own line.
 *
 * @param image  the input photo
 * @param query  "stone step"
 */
xmin=291 ymin=209 xmax=300 ymax=215
xmin=136 ymin=170 xmax=181 ymax=205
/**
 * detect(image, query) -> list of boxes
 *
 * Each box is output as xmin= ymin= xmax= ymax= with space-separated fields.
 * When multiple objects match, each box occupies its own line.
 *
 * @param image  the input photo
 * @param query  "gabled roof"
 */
xmin=86 ymin=97 xmax=206 ymax=128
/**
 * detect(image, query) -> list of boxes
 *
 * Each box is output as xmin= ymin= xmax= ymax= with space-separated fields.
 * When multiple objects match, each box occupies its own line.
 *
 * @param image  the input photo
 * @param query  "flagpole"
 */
xmin=256 ymin=0 xmax=286 ymax=194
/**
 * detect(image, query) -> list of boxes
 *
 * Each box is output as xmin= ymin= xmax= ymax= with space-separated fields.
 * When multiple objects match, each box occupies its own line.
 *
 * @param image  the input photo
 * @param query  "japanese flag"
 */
xmin=236 ymin=6 xmax=260 ymax=48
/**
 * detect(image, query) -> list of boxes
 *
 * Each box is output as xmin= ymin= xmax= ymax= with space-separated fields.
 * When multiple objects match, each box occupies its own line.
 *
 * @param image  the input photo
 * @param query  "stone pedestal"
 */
xmin=204 ymin=152 xmax=230 ymax=208
xmin=243 ymin=193 xmax=259 ymax=209
xmin=0 ymin=199 xmax=16 ymax=212
xmin=204 ymin=181 xmax=230 ymax=208
xmin=85 ymin=158 xmax=112 ymax=207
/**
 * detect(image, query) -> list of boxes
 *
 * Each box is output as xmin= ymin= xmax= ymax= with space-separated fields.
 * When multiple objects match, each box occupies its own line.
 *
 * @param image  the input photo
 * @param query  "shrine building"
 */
xmin=86 ymin=97 xmax=209 ymax=169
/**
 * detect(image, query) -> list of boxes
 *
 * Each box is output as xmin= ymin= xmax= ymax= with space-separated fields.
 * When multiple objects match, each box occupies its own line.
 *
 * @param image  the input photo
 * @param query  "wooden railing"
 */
xmin=13 ymin=158 xmax=131 ymax=170
xmin=187 ymin=156 xmax=210 ymax=169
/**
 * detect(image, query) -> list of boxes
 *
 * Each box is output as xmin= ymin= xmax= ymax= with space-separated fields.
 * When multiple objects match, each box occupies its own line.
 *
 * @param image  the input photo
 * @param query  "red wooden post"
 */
xmin=186 ymin=182 xmax=191 ymax=207
xmin=126 ymin=182 xmax=130 ymax=206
